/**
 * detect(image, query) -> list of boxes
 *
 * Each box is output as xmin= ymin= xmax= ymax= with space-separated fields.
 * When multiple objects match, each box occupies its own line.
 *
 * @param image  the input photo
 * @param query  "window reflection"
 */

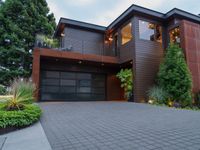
xmin=139 ymin=20 xmax=162 ymax=43
xmin=169 ymin=27 xmax=180 ymax=44
xmin=121 ymin=23 xmax=132 ymax=45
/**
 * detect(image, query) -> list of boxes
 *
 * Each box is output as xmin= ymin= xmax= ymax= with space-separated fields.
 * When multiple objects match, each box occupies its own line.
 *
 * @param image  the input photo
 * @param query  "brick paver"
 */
xmin=39 ymin=102 xmax=200 ymax=150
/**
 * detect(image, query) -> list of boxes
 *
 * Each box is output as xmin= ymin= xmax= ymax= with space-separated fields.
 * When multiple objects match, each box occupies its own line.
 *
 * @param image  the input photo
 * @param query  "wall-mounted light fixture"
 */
xmin=108 ymin=37 xmax=113 ymax=41
xmin=61 ymin=33 xmax=65 ymax=37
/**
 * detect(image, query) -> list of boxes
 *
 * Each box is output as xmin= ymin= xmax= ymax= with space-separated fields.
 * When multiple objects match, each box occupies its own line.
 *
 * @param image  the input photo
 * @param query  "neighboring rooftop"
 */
xmin=54 ymin=4 xmax=200 ymax=37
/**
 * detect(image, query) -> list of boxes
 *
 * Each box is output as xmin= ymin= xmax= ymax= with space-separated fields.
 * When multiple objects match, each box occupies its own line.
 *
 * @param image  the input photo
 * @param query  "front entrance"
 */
xmin=40 ymin=71 xmax=106 ymax=101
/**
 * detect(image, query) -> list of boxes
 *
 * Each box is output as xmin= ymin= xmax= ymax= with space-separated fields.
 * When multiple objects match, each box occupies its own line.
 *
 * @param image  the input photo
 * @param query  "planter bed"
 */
xmin=0 ymin=103 xmax=42 ymax=135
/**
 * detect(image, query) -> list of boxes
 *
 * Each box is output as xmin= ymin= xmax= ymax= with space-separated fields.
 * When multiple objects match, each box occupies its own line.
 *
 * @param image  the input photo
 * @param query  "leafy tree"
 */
xmin=0 ymin=0 xmax=56 ymax=86
xmin=158 ymin=44 xmax=192 ymax=107
xmin=116 ymin=69 xmax=133 ymax=100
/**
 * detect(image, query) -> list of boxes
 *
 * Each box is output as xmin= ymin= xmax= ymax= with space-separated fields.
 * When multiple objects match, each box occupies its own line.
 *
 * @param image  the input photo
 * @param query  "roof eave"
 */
xmin=107 ymin=4 xmax=165 ymax=29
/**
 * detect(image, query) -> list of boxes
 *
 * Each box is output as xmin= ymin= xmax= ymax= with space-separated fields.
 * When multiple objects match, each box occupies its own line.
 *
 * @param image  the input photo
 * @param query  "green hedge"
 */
xmin=0 ymin=104 xmax=42 ymax=128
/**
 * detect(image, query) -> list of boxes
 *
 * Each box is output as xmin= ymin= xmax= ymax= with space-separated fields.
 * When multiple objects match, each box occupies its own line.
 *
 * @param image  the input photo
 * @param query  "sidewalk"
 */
xmin=0 ymin=122 xmax=52 ymax=150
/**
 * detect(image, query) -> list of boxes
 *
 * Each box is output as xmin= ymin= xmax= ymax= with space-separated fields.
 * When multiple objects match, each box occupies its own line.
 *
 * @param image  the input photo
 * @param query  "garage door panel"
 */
xmin=41 ymin=79 xmax=60 ymax=86
xmin=41 ymin=86 xmax=60 ymax=93
xmin=77 ymin=87 xmax=91 ymax=93
xmin=42 ymin=71 xmax=60 ymax=78
xmin=77 ymin=73 xmax=91 ymax=79
xmin=41 ymin=93 xmax=61 ymax=101
xmin=79 ymin=80 xmax=91 ymax=86
xmin=60 ymin=79 xmax=76 ymax=86
xmin=60 ymin=86 xmax=76 ymax=93
xmin=60 ymin=72 xmax=76 ymax=79
xmin=59 ymin=94 xmax=77 ymax=100
xmin=40 ymin=71 xmax=106 ymax=101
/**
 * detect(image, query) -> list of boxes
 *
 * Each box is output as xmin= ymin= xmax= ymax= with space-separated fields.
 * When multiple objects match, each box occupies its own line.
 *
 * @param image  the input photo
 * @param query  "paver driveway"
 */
xmin=39 ymin=102 xmax=200 ymax=150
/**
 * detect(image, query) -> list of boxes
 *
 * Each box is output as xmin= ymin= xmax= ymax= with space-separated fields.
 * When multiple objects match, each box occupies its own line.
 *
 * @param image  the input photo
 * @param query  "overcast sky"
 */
xmin=46 ymin=0 xmax=200 ymax=26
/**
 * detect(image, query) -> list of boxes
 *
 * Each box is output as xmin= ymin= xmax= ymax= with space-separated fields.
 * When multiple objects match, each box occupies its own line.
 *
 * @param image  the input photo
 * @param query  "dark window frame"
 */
xmin=120 ymin=21 xmax=133 ymax=45
xmin=138 ymin=19 xmax=163 ymax=43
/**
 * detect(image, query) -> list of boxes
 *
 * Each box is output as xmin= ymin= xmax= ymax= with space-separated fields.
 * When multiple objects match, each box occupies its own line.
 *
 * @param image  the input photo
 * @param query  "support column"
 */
xmin=32 ymin=48 xmax=40 ymax=101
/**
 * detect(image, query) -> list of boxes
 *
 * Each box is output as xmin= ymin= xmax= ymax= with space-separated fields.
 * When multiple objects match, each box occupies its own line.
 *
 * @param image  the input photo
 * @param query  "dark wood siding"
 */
xmin=133 ymin=16 xmax=164 ymax=102
xmin=64 ymin=27 xmax=104 ymax=55
xmin=119 ymin=41 xmax=134 ymax=63
xmin=181 ymin=20 xmax=200 ymax=93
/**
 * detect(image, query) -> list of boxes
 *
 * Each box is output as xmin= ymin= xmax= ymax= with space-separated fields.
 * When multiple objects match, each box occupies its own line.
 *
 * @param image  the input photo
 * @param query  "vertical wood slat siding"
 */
xmin=119 ymin=41 xmax=134 ymax=63
xmin=133 ymin=16 xmax=164 ymax=102
xmin=64 ymin=27 xmax=104 ymax=55
xmin=181 ymin=20 xmax=200 ymax=93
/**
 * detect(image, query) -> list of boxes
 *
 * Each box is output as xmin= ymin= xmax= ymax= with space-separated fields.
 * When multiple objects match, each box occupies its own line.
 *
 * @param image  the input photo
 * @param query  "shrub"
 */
xmin=147 ymin=86 xmax=168 ymax=104
xmin=0 ymin=84 xmax=6 ymax=95
xmin=0 ymin=103 xmax=42 ymax=128
xmin=157 ymin=44 xmax=192 ymax=107
xmin=36 ymin=34 xmax=59 ymax=48
xmin=5 ymin=79 xmax=36 ymax=111
xmin=116 ymin=69 xmax=133 ymax=99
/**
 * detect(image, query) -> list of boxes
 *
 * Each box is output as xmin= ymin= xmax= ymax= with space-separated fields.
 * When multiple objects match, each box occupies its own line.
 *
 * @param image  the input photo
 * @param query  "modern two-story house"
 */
xmin=32 ymin=4 xmax=200 ymax=102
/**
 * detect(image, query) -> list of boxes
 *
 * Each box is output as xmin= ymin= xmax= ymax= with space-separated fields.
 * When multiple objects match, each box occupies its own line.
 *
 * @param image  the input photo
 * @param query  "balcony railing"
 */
xmin=35 ymin=36 xmax=117 ymax=57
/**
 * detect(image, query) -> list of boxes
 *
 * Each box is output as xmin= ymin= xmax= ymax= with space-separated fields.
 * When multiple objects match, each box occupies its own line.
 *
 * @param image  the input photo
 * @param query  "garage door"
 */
xmin=40 ymin=71 xmax=106 ymax=101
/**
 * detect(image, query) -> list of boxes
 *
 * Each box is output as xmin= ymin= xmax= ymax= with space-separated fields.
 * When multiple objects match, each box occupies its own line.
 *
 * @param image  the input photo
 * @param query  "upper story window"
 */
xmin=121 ymin=23 xmax=132 ymax=45
xmin=139 ymin=20 xmax=162 ymax=43
xmin=169 ymin=27 xmax=180 ymax=44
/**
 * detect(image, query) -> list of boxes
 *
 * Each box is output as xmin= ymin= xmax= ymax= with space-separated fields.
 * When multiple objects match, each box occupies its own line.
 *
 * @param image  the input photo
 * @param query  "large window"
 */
xmin=169 ymin=27 xmax=180 ymax=44
xmin=139 ymin=20 xmax=162 ymax=43
xmin=121 ymin=23 xmax=132 ymax=45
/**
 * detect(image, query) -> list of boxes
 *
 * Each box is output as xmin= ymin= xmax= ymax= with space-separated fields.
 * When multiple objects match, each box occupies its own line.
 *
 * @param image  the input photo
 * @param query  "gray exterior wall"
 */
xmin=133 ymin=16 xmax=164 ymax=102
xmin=63 ymin=27 xmax=104 ymax=55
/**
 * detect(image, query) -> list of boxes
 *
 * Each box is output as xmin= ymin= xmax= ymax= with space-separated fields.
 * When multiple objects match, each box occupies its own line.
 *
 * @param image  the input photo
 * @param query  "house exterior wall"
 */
xmin=133 ymin=16 xmax=164 ymax=102
xmin=33 ymin=6 xmax=200 ymax=102
xmin=181 ymin=20 xmax=200 ymax=93
xmin=63 ymin=27 xmax=105 ymax=55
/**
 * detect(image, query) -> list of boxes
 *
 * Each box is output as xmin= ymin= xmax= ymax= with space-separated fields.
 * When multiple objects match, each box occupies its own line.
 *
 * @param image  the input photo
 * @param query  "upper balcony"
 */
xmin=34 ymin=35 xmax=119 ymax=65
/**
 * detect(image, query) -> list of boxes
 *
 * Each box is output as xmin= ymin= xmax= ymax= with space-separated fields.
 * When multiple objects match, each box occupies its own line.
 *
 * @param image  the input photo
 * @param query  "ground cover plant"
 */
xmin=0 ymin=79 xmax=42 ymax=129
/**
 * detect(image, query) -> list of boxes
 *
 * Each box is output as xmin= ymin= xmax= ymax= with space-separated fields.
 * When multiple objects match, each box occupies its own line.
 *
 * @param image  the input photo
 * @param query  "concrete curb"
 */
xmin=0 ymin=122 xmax=52 ymax=150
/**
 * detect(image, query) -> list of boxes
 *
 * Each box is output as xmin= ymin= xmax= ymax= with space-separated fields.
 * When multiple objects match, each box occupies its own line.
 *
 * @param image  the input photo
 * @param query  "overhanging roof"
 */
xmin=54 ymin=4 xmax=200 ymax=37
xmin=54 ymin=18 xmax=106 ymax=37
